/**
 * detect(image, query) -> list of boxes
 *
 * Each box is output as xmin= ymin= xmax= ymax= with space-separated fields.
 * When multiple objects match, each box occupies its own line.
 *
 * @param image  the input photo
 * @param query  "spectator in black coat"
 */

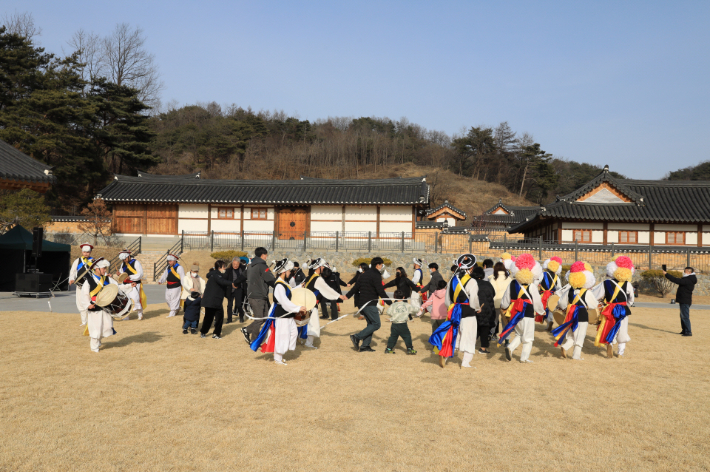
xmin=200 ymin=260 xmax=233 ymax=339
xmin=348 ymin=263 xmax=369 ymax=309
xmin=421 ymin=263 xmax=445 ymax=298
xmin=471 ymin=266 xmax=496 ymax=353
xmin=345 ymin=257 xmax=392 ymax=352
xmin=320 ymin=266 xmax=348 ymax=320
xmin=224 ymin=257 xmax=247 ymax=323
xmin=384 ymin=267 xmax=420 ymax=299
xmin=183 ymin=292 xmax=202 ymax=335
xmin=664 ymin=267 xmax=698 ymax=336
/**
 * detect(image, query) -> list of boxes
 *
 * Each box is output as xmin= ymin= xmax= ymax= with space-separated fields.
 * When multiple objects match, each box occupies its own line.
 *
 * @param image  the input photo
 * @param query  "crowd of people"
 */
xmin=68 ymin=243 xmax=697 ymax=366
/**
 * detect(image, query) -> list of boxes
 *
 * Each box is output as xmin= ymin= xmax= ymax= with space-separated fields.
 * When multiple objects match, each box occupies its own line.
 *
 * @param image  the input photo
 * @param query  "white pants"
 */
xmin=87 ymin=310 xmax=114 ymax=352
xmin=562 ymin=321 xmax=588 ymax=359
xmin=307 ymin=308 xmax=321 ymax=338
xmin=126 ymin=285 xmax=143 ymax=318
xmin=508 ymin=317 xmax=535 ymax=362
xmin=76 ymin=287 xmax=89 ymax=325
xmin=458 ymin=316 xmax=478 ymax=354
xmin=165 ymin=287 xmax=181 ymax=315
xmin=410 ymin=292 xmax=421 ymax=310
xmin=274 ymin=318 xmax=298 ymax=355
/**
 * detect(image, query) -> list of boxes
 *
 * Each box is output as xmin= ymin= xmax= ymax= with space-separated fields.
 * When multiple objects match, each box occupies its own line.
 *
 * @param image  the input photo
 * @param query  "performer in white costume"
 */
xmin=116 ymin=249 xmax=146 ymax=320
xmin=81 ymin=258 xmax=119 ymax=352
xmin=591 ymin=256 xmax=635 ymax=358
xmin=499 ymin=253 xmax=545 ymax=363
xmin=554 ymin=261 xmax=599 ymax=360
xmin=302 ymin=257 xmax=347 ymax=348
xmin=158 ymin=254 xmax=186 ymax=317
xmin=449 ymin=255 xmax=481 ymax=368
xmin=410 ymin=257 xmax=424 ymax=310
xmin=68 ymin=243 xmax=94 ymax=326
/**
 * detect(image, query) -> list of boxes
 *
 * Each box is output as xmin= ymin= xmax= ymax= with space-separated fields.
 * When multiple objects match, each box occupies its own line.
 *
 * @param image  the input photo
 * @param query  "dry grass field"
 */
xmin=1 ymin=298 xmax=708 ymax=471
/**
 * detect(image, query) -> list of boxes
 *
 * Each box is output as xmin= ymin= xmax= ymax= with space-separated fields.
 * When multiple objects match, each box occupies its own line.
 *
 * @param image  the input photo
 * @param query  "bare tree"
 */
xmin=2 ymin=11 xmax=41 ymax=40
xmin=102 ymin=23 xmax=163 ymax=107
xmin=67 ymin=29 xmax=104 ymax=87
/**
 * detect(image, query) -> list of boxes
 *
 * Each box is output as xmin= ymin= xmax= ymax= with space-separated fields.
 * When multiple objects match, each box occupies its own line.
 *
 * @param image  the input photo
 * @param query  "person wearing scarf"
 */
xmin=81 ymin=258 xmax=119 ymax=353
xmin=158 ymin=254 xmax=186 ymax=318
xmin=116 ymin=249 xmax=146 ymax=321
xmin=498 ymin=253 xmax=545 ymax=363
xmin=69 ymin=243 xmax=95 ymax=327
xmin=553 ymin=261 xmax=599 ymax=360
xmin=538 ymin=257 xmax=563 ymax=332
xmin=592 ymin=256 xmax=635 ymax=358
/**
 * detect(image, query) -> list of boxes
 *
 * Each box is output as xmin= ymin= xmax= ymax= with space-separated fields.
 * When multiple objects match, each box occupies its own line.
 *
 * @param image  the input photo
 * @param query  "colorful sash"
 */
xmin=251 ymin=280 xmax=293 ymax=352
xmin=536 ymin=272 xmax=558 ymax=323
xmin=167 ymin=263 xmax=181 ymax=286
xmin=552 ymin=289 xmax=586 ymax=346
xmin=124 ymin=259 xmax=147 ymax=309
xmin=595 ymin=281 xmax=628 ymax=346
xmin=498 ymin=284 xmax=530 ymax=344
xmin=429 ymin=274 xmax=470 ymax=358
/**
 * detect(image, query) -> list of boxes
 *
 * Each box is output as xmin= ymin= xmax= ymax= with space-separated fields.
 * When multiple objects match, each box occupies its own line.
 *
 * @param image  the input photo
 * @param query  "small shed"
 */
xmin=0 ymin=226 xmax=71 ymax=291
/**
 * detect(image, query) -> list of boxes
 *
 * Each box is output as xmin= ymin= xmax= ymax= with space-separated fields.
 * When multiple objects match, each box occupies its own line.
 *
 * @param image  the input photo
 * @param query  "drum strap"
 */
xmin=125 ymin=260 xmax=138 ymax=275
xmin=90 ymin=276 xmax=107 ymax=297
xmin=170 ymin=265 xmax=181 ymax=280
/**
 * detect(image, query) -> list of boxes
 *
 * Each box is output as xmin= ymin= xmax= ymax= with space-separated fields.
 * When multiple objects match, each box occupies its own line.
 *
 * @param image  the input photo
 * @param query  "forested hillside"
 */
xmin=0 ymin=16 xmax=630 ymax=219
xmin=666 ymin=161 xmax=710 ymax=181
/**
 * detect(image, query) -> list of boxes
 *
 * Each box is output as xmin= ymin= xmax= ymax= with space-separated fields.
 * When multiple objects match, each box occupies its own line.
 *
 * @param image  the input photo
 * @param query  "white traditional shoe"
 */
xmin=91 ymin=349 xmax=99 ymax=353
xmin=304 ymin=344 xmax=318 ymax=349
xmin=80 ymin=322 xmax=86 ymax=327
xmin=520 ymin=359 xmax=534 ymax=363
xmin=461 ymin=363 xmax=474 ymax=368
xmin=274 ymin=360 xmax=287 ymax=366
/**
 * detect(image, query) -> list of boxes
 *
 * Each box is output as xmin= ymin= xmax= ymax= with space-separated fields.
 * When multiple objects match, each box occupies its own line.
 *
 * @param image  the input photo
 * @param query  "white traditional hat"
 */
xmin=274 ymin=258 xmax=294 ymax=274
xmin=118 ymin=249 xmax=131 ymax=260
xmin=456 ymin=253 xmax=477 ymax=270
xmin=308 ymin=257 xmax=327 ymax=270
xmin=413 ymin=257 xmax=423 ymax=267
xmin=80 ymin=243 xmax=93 ymax=252
xmin=167 ymin=254 xmax=178 ymax=262
xmin=90 ymin=257 xmax=109 ymax=270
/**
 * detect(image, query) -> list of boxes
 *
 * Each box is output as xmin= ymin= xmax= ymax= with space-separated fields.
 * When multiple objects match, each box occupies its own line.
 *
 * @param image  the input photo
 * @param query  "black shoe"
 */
xmin=350 ymin=334 xmax=360 ymax=350
xmin=679 ymin=331 xmax=686 ymax=335
xmin=320 ymin=316 xmax=328 ymax=319
xmin=212 ymin=334 xmax=221 ymax=339
xmin=226 ymin=320 xmax=233 ymax=324
xmin=200 ymin=333 xmax=206 ymax=338
xmin=191 ymin=328 xmax=197 ymax=334
xmin=359 ymin=346 xmax=375 ymax=352
xmin=241 ymin=327 xmax=250 ymax=344
xmin=682 ymin=333 xmax=693 ymax=337
xmin=182 ymin=329 xmax=188 ymax=334
xmin=505 ymin=347 xmax=512 ymax=361
xmin=239 ymin=317 xmax=245 ymax=323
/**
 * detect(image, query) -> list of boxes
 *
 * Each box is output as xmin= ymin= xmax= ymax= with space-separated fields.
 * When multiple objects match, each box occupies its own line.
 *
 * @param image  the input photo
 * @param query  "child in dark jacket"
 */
xmin=183 ymin=291 xmax=202 ymax=334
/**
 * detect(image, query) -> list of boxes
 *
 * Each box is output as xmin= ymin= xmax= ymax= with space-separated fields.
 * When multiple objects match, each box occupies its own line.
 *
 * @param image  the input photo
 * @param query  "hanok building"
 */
xmin=424 ymin=200 xmax=467 ymax=226
xmin=96 ymin=172 xmax=430 ymax=238
xmin=0 ymin=139 xmax=55 ymax=193
xmin=474 ymin=199 xmax=541 ymax=232
xmin=509 ymin=166 xmax=710 ymax=247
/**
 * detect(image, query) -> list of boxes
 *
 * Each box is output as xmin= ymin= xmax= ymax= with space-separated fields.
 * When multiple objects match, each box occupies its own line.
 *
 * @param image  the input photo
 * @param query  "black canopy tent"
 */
xmin=0 ymin=225 xmax=71 ymax=291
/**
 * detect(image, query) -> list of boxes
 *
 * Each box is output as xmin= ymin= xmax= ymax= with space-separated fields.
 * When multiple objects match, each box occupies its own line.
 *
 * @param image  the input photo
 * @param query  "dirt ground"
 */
xmin=1 ymin=297 xmax=708 ymax=471
xmin=636 ymin=293 xmax=710 ymax=304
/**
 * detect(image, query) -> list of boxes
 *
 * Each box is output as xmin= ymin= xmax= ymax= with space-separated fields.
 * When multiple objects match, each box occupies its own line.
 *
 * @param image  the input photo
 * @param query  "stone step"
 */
xmin=135 ymin=251 xmax=168 ymax=284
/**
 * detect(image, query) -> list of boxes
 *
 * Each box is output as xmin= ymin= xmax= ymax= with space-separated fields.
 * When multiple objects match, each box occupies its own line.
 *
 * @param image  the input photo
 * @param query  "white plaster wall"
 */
xmin=310 ymin=221 xmax=341 ymax=232
xmin=687 ymin=233 xmax=698 ymax=245
xmin=436 ymin=217 xmax=456 ymax=226
xmin=211 ymin=220 xmax=241 ymax=232
xmin=380 ymin=222 xmax=412 ymax=233
xmin=607 ymin=223 xmax=650 ymax=230
xmin=592 ymin=231 xmax=604 ymax=243
xmin=178 ymin=219 xmax=208 ymax=233
xmin=345 ymin=222 xmax=377 ymax=233
xmin=179 ymin=204 xmax=208 ymax=218
xmin=704 ymin=232 xmax=710 ymax=245
xmin=561 ymin=230 xmax=573 ymax=242
xmin=344 ymin=206 xmax=377 ymax=220
xmin=379 ymin=206 xmax=412 ymax=221
xmin=561 ymin=222 xmax=603 ymax=229
xmin=493 ymin=208 xmax=507 ymax=215
xmin=243 ymin=220 xmax=274 ymax=232
xmin=655 ymin=224 xmax=697 ymax=232
xmin=654 ymin=231 xmax=667 ymax=244
xmin=638 ymin=231 xmax=650 ymax=244
xmin=311 ymin=205 xmax=342 ymax=220
xmin=607 ymin=231 xmax=619 ymax=243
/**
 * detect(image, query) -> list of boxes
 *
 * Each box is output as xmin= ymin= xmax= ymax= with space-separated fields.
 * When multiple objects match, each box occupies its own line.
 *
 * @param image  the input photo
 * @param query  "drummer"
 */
xmin=302 ymin=258 xmax=348 ymax=349
xmin=68 ymin=243 xmax=95 ymax=327
xmin=158 ymin=254 xmax=186 ymax=318
xmin=250 ymin=259 xmax=306 ymax=366
xmin=116 ymin=249 xmax=146 ymax=321
xmin=81 ymin=258 xmax=119 ymax=353
xmin=553 ymin=262 xmax=599 ymax=360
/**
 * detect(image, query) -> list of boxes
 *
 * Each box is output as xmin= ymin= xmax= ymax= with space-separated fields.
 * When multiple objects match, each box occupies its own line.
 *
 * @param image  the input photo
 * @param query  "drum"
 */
xmin=587 ymin=308 xmax=599 ymax=325
xmin=290 ymin=287 xmax=317 ymax=326
xmin=95 ymin=284 xmax=133 ymax=320
xmin=547 ymin=294 xmax=560 ymax=312
xmin=116 ymin=273 xmax=129 ymax=284
xmin=553 ymin=309 xmax=566 ymax=327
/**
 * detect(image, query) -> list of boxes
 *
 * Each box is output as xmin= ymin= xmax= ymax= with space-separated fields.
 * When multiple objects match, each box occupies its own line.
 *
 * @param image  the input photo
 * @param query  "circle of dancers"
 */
xmin=69 ymin=243 xmax=635 ymax=367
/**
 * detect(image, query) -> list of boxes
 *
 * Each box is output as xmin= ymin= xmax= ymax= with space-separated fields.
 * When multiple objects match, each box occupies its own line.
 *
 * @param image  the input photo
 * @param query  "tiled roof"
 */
xmin=97 ymin=174 xmax=430 ymax=205
xmin=474 ymin=199 xmax=540 ymax=228
xmin=416 ymin=221 xmax=444 ymax=229
xmin=425 ymin=200 xmax=467 ymax=218
xmin=0 ymin=139 xmax=55 ymax=184
xmin=509 ymin=167 xmax=710 ymax=232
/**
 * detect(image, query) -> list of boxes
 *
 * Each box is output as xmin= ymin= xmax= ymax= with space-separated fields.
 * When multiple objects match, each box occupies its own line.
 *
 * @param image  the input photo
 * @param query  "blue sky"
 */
xmin=5 ymin=0 xmax=710 ymax=179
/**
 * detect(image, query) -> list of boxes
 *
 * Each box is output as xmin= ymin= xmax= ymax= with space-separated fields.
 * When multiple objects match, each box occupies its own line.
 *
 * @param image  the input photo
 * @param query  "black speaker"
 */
xmin=15 ymin=273 xmax=53 ymax=292
xmin=32 ymin=227 xmax=43 ymax=258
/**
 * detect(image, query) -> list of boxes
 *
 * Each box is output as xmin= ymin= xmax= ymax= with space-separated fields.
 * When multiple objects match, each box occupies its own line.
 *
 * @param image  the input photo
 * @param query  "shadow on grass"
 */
xmin=104 ymin=331 xmax=164 ymax=349
xmin=141 ymin=308 xmax=169 ymax=320
xmin=629 ymin=322 xmax=677 ymax=334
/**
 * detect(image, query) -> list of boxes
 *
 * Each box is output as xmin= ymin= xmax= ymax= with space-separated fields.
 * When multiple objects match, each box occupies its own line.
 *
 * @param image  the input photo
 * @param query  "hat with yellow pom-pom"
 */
xmin=542 ymin=256 xmax=563 ymax=275
xmin=606 ymin=256 xmax=634 ymax=282
xmin=501 ymin=252 xmax=516 ymax=271
xmin=511 ymin=253 xmax=540 ymax=285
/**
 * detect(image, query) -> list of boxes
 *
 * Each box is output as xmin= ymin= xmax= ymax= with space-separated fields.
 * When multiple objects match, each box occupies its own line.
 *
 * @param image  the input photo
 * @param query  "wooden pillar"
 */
xmin=603 ymin=221 xmax=608 ymax=245
xmin=174 ymin=204 xmax=179 ymax=235
xmin=143 ymin=204 xmax=148 ymax=235
xmin=240 ymin=205 xmax=244 ymax=239
xmin=342 ymin=205 xmax=346 ymax=234
xmin=412 ymin=207 xmax=416 ymax=235
xmin=650 ymin=223 xmax=655 ymax=246
xmin=273 ymin=207 xmax=279 ymax=237
xmin=207 ymin=203 xmax=212 ymax=233
xmin=305 ymin=206 xmax=311 ymax=237
xmin=376 ymin=205 xmax=381 ymax=238
xmin=111 ymin=206 xmax=116 ymax=233
xmin=698 ymin=224 xmax=703 ymax=247
xmin=556 ymin=222 xmax=562 ymax=244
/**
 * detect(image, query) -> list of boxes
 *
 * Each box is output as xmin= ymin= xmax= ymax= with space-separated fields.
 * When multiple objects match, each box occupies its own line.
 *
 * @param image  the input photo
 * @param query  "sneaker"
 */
xmin=200 ymin=333 xmax=206 ymax=338
xmin=182 ymin=329 xmax=188 ymax=334
xmin=359 ymin=346 xmax=375 ymax=352
xmin=384 ymin=348 xmax=395 ymax=354
xmin=212 ymin=334 xmax=221 ymax=339
xmin=406 ymin=348 xmax=417 ymax=355
xmin=241 ymin=327 xmax=250 ymax=344
xmin=350 ymin=334 xmax=360 ymax=350
xmin=520 ymin=359 xmax=534 ymax=363
xmin=478 ymin=349 xmax=490 ymax=354
xmin=191 ymin=328 xmax=197 ymax=334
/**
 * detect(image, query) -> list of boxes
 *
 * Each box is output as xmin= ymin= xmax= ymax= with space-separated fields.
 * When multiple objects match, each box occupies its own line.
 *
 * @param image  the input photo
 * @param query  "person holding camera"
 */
xmin=664 ymin=266 xmax=697 ymax=337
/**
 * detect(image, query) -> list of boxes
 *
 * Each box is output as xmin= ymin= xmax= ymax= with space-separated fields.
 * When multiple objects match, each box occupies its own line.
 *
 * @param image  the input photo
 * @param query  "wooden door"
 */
xmin=146 ymin=204 xmax=178 ymax=234
xmin=277 ymin=208 xmax=307 ymax=239
xmin=114 ymin=204 xmax=145 ymax=234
